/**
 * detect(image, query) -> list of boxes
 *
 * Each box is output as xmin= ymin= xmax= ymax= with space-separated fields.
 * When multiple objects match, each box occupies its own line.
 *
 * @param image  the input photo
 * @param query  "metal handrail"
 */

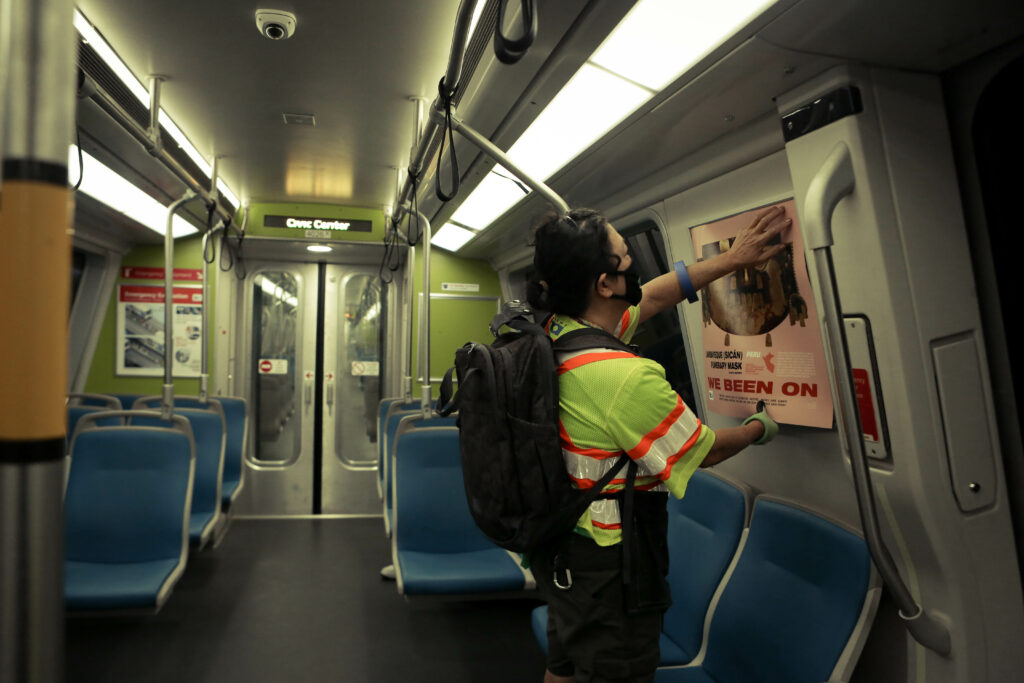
xmin=415 ymin=210 xmax=434 ymax=417
xmin=392 ymin=0 xmax=481 ymax=229
xmin=163 ymin=192 xmax=201 ymax=420
xmin=79 ymin=71 xmax=234 ymax=227
xmin=804 ymin=141 xmax=951 ymax=656
xmin=444 ymin=109 xmax=569 ymax=215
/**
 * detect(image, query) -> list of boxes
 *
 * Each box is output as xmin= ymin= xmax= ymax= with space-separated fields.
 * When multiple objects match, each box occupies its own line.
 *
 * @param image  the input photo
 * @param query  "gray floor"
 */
xmin=66 ymin=518 xmax=546 ymax=682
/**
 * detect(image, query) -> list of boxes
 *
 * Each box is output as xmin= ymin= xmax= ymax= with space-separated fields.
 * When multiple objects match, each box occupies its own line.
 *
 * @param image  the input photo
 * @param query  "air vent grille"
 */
xmin=78 ymin=40 xmax=149 ymax=131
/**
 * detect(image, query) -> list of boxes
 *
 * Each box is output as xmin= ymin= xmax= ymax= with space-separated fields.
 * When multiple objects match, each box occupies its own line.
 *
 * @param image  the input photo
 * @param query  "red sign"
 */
xmin=121 ymin=266 xmax=203 ymax=281
xmin=852 ymin=368 xmax=880 ymax=441
xmin=259 ymin=360 xmax=273 ymax=373
xmin=119 ymin=285 xmax=202 ymax=304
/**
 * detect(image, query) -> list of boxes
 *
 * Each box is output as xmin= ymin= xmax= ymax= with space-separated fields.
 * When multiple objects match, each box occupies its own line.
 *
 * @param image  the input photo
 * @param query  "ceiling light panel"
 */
xmin=506 ymin=64 xmax=651 ymax=182
xmin=431 ymin=223 xmax=478 ymax=252
xmin=71 ymin=146 xmax=197 ymax=237
xmin=589 ymin=0 xmax=776 ymax=91
xmin=449 ymin=169 xmax=530 ymax=230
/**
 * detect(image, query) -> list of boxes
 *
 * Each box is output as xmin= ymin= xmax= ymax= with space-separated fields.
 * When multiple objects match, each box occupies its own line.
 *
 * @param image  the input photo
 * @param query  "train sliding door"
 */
xmin=320 ymin=267 xmax=381 ymax=515
xmin=234 ymin=262 xmax=382 ymax=517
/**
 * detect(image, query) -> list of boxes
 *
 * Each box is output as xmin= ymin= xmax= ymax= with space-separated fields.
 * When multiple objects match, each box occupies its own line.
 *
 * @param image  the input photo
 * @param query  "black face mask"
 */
xmin=604 ymin=268 xmax=643 ymax=306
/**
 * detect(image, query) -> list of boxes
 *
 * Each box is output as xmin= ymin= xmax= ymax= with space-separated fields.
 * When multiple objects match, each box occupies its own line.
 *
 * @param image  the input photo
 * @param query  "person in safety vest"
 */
xmin=527 ymin=205 xmax=787 ymax=683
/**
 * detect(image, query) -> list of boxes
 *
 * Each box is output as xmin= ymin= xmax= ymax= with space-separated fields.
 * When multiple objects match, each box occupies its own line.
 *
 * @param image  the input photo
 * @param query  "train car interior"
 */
xmin=2 ymin=0 xmax=1024 ymax=681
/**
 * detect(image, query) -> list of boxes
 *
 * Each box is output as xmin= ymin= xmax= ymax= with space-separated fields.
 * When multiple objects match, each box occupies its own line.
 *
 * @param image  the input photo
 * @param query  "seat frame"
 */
xmin=657 ymin=494 xmax=883 ymax=683
xmin=65 ymin=410 xmax=196 ymax=616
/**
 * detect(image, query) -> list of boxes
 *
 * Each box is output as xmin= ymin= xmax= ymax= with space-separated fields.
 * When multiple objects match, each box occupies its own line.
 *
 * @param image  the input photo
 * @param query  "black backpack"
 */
xmin=438 ymin=302 xmax=635 ymax=554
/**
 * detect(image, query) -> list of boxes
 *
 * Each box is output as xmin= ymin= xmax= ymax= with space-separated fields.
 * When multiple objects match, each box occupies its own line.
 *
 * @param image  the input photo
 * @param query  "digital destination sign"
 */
xmin=263 ymin=215 xmax=373 ymax=232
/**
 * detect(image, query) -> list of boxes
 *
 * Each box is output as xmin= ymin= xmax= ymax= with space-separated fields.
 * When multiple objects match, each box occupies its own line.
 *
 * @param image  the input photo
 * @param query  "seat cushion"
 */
xmin=190 ymin=511 xmax=216 ymax=544
xmin=65 ymin=558 xmax=180 ymax=610
xmin=398 ymin=549 xmax=525 ymax=595
xmin=222 ymin=477 xmax=241 ymax=504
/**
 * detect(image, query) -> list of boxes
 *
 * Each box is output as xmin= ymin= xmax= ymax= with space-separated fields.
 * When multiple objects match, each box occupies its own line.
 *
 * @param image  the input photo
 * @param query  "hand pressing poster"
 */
xmin=690 ymin=200 xmax=833 ymax=428
xmin=116 ymin=285 xmax=203 ymax=377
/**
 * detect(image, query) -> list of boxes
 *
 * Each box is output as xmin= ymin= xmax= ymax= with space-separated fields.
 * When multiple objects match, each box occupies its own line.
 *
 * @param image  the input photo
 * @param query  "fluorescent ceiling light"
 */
xmin=73 ymin=9 xmax=242 ymax=211
xmin=449 ymin=169 xmax=529 ymax=230
xmin=159 ymin=113 xmax=211 ymax=177
xmin=507 ymin=64 xmax=651 ymax=181
xmin=216 ymin=180 xmax=240 ymax=209
xmin=441 ymin=0 xmax=776 ymax=243
xmin=431 ymin=223 xmax=477 ymax=252
xmin=306 ymin=245 xmax=332 ymax=253
xmin=590 ymin=0 xmax=775 ymax=92
xmin=70 ymin=145 xmax=198 ymax=237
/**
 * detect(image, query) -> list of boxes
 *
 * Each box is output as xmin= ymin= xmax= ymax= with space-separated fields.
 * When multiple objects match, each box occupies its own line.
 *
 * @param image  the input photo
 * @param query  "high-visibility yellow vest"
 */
xmin=547 ymin=307 xmax=714 ymax=546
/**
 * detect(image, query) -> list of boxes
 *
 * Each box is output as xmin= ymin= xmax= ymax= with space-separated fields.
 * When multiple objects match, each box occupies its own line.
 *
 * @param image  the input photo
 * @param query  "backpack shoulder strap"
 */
xmin=553 ymin=327 xmax=638 ymax=355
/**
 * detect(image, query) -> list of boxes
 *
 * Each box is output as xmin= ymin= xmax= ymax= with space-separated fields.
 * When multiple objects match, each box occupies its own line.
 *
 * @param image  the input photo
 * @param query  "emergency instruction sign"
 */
xmin=115 ymin=285 xmax=202 ymax=377
xmin=690 ymin=200 xmax=833 ymax=429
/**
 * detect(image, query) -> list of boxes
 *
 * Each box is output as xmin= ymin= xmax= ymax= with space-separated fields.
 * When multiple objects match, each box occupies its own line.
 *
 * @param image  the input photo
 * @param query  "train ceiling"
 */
xmin=71 ymin=0 xmax=1024 ymax=254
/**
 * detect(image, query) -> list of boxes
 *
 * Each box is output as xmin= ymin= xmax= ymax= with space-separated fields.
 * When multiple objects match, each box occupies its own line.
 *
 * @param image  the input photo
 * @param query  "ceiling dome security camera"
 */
xmin=255 ymin=9 xmax=297 ymax=40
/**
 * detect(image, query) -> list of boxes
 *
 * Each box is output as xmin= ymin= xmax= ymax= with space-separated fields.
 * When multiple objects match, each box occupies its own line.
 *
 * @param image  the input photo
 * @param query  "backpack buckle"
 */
xmin=554 ymin=566 xmax=572 ymax=590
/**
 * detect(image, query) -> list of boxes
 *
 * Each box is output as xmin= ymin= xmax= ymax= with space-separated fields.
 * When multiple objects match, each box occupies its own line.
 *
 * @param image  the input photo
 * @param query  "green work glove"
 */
xmin=742 ymin=400 xmax=778 ymax=445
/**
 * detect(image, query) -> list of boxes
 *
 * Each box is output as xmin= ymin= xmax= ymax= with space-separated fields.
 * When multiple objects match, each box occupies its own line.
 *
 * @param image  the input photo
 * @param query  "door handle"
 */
xmin=304 ymin=374 xmax=313 ymax=412
xmin=326 ymin=375 xmax=335 ymax=416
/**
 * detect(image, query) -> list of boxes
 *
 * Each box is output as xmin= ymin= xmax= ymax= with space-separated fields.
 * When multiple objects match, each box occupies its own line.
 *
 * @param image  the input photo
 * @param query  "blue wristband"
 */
xmin=674 ymin=261 xmax=698 ymax=303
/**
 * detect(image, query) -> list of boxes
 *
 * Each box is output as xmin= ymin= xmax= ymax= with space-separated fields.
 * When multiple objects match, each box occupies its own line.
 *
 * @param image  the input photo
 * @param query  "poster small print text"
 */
xmin=116 ymin=285 xmax=202 ymax=377
xmin=690 ymin=200 xmax=833 ymax=428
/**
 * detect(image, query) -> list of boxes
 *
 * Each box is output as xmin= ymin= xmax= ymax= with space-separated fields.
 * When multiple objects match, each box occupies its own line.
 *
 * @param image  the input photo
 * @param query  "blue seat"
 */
xmin=64 ymin=412 xmax=195 ymax=612
xmin=532 ymin=471 xmax=749 ymax=666
xmin=132 ymin=399 xmax=226 ymax=549
xmin=661 ymin=471 xmax=748 ymax=664
xmin=66 ymin=394 xmax=123 ymax=456
xmin=655 ymin=498 xmax=880 ymax=683
xmin=379 ymin=406 xmax=419 ymax=501
xmin=392 ymin=427 xmax=530 ymax=596
xmin=384 ymin=413 xmax=458 ymax=537
xmin=214 ymin=397 xmax=248 ymax=506
xmin=78 ymin=393 xmax=144 ymax=410
xmin=377 ymin=399 xmax=433 ymax=500
xmin=135 ymin=395 xmax=248 ymax=507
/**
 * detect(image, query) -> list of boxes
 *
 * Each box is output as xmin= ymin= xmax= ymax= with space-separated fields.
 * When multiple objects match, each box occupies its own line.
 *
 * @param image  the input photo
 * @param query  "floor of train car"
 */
xmin=66 ymin=518 xmax=546 ymax=682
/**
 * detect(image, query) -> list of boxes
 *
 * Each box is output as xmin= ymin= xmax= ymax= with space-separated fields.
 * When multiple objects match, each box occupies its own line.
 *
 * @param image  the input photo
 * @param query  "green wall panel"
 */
xmin=409 ymin=249 xmax=502 ymax=398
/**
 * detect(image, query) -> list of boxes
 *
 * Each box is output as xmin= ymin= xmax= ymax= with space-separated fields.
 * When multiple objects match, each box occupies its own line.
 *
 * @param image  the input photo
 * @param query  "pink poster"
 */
xmin=690 ymin=200 xmax=833 ymax=428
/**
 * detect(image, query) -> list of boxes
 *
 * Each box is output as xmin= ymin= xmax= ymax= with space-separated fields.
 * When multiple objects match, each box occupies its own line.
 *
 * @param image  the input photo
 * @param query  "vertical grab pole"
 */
xmin=804 ymin=142 xmax=951 ymax=656
xmin=200 ymin=224 xmax=223 ymax=404
xmin=199 ymin=160 xmax=219 ymax=404
xmin=163 ymin=192 xmax=199 ymax=419
xmin=415 ymin=210 xmax=433 ymax=418
xmin=0 ymin=0 xmax=76 ymax=681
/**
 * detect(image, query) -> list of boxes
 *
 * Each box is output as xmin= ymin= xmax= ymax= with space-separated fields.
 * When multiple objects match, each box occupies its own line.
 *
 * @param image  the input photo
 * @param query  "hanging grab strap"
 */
xmin=494 ymin=0 xmax=537 ymax=65
xmin=434 ymin=79 xmax=460 ymax=202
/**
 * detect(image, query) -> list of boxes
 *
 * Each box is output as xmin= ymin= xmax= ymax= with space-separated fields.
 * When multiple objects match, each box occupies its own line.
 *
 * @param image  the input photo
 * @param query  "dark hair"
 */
xmin=526 ymin=208 xmax=621 ymax=317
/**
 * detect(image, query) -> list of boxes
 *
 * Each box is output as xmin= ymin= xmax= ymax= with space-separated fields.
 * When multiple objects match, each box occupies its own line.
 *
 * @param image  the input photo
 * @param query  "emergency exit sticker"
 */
xmin=258 ymin=359 xmax=289 ymax=375
xmin=441 ymin=282 xmax=480 ymax=293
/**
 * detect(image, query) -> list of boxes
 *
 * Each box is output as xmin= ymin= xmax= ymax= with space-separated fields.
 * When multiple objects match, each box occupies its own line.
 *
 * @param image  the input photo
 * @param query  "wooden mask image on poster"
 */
xmin=698 ymin=235 xmax=808 ymax=347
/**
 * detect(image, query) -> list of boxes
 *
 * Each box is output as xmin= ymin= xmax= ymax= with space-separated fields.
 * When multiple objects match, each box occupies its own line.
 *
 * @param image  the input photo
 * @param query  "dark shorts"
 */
xmin=533 ymin=534 xmax=664 ymax=683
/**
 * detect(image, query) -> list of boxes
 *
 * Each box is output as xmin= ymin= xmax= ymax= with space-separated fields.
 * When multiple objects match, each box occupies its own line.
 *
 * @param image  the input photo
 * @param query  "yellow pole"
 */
xmin=0 ymin=0 xmax=76 ymax=680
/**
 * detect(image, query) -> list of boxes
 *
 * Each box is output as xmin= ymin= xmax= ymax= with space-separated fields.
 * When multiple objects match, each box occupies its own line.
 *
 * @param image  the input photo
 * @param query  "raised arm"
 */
xmin=638 ymin=205 xmax=791 ymax=323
